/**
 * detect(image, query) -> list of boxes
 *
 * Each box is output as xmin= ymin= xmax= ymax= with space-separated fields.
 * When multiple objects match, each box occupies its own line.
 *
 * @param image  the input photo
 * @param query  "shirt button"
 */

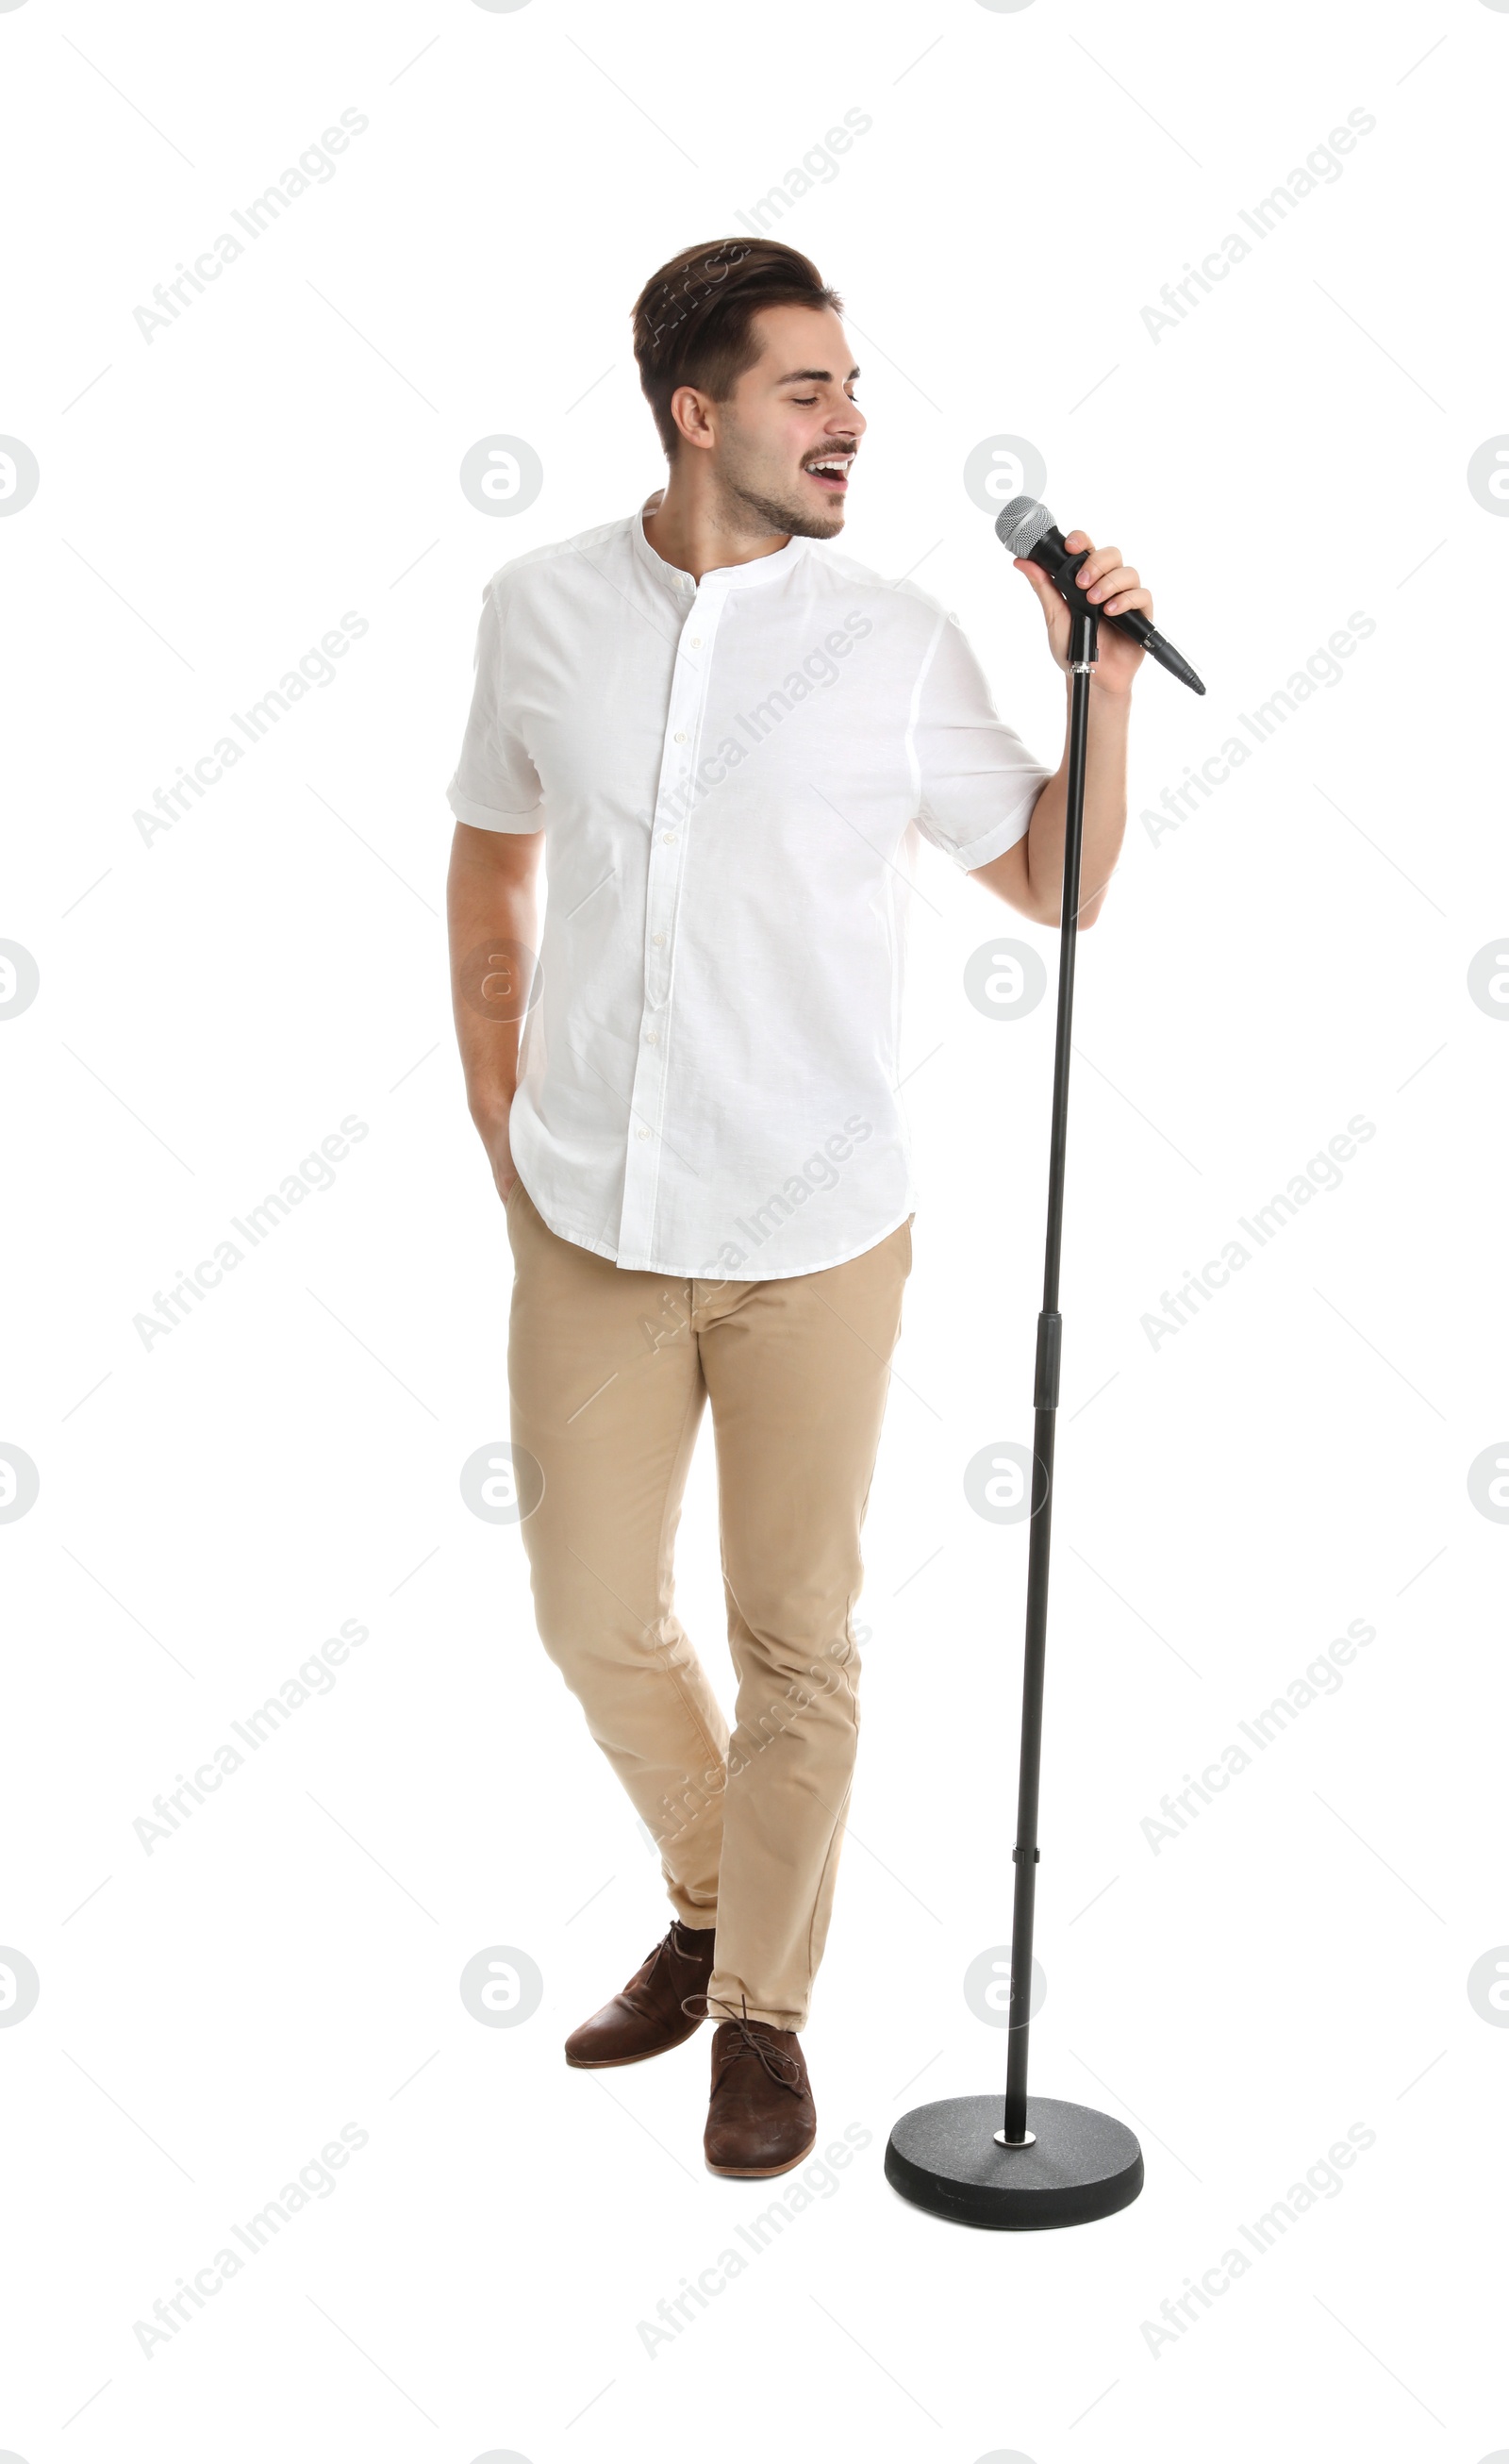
xmin=652 ymin=932 xmax=665 ymax=947
xmin=673 ymin=730 xmax=687 ymax=743
xmin=662 ymin=831 xmax=678 ymax=846
xmin=689 ymin=637 xmax=702 ymax=648
xmin=644 ymin=1029 xmax=659 ymax=1044
xmin=636 ymin=1125 xmax=651 ymax=1140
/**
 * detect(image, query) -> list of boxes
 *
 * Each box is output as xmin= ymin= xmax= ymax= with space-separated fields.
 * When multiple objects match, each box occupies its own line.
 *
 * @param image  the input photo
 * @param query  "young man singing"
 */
xmin=445 ymin=239 xmax=1153 ymax=2179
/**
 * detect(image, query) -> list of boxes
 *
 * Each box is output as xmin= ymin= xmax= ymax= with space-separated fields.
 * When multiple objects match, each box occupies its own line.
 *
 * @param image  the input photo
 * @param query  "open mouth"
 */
xmin=804 ymin=455 xmax=854 ymax=493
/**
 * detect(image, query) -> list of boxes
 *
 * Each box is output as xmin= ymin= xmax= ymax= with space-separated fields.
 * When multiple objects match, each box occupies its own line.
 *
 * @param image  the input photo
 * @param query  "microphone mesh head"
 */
xmin=994 ymin=495 xmax=1055 ymax=557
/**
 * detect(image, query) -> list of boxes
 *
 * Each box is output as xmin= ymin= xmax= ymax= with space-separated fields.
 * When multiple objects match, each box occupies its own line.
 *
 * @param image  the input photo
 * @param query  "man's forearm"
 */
xmin=446 ymin=823 xmax=541 ymax=1190
xmin=970 ymin=675 xmax=1131 ymax=929
xmin=1022 ymin=675 xmax=1130 ymax=931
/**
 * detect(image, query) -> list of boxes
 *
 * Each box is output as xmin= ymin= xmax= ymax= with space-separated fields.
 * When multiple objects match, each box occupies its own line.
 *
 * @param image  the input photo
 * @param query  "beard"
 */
xmin=715 ymin=437 xmax=848 ymax=541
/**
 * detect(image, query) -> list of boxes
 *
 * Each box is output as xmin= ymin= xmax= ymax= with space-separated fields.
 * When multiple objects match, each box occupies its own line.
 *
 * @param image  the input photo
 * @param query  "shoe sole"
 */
xmin=705 ymin=2130 xmax=818 ymax=2179
xmin=563 ymin=2023 xmax=705 ymax=2070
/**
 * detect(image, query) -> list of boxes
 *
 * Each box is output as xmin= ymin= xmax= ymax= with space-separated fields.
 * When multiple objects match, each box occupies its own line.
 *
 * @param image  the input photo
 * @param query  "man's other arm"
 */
xmin=447 ymin=820 xmax=544 ymax=1203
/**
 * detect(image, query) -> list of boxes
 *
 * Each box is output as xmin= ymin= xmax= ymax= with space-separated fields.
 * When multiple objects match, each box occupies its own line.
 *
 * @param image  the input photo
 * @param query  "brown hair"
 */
xmin=631 ymin=238 xmax=843 ymax=461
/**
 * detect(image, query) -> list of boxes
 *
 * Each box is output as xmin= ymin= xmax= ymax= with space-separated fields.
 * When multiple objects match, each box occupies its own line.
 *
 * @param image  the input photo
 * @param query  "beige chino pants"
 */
xmin=504 ymin=1176 xmax=912 ymax=2033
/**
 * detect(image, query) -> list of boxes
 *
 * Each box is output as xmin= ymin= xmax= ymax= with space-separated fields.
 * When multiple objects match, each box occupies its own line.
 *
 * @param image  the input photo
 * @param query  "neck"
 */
xmin=640 ymin=470 xmax=790 ymax=583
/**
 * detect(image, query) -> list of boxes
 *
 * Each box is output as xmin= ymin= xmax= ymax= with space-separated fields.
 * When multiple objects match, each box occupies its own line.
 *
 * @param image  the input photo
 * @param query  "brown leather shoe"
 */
xmin=563 ymin=1922 xmax=716 ymax=2068
xmin=699 ymin=2004 xmax=817 ymax=2178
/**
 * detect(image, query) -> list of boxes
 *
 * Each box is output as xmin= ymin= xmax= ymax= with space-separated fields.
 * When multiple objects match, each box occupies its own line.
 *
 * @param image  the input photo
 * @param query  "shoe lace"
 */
xmin=681 ymin=1991 xmax=804 ymax=2091
xmin=624 ymin=1924 xmax=704 ymax=2011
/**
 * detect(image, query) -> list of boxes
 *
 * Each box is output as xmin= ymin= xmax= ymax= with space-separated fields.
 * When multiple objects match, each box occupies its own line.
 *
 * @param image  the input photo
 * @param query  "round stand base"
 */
xmin=885 ymin=2094 xmax=1142 ymax=2231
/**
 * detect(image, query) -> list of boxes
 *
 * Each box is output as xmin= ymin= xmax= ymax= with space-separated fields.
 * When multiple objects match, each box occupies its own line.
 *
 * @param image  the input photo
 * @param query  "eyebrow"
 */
xmin=774 ymin=366 xmax=861 ymax=384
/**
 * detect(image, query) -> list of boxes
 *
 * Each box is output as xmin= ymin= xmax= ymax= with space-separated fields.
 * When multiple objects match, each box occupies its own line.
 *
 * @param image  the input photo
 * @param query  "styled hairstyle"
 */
xmin=631 ymin=238 xmax=843 ymax=461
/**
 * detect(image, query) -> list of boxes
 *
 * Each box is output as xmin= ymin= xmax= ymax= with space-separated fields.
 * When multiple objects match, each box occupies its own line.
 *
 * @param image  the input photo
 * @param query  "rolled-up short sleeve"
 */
xmin=445 ymin=578 xmax=544 ymax=834
xmin=908 ymin=607 xmax=1053 ymax=871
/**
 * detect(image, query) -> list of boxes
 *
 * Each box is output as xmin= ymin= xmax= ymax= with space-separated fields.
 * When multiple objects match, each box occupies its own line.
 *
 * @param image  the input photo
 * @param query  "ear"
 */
xmin=672 ymin=384 xmax=716 ymax=451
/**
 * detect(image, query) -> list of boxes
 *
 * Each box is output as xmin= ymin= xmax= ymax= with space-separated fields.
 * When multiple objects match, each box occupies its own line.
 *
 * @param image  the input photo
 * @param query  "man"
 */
xmin=445 ymin=238 xmax=1152 ymax=2179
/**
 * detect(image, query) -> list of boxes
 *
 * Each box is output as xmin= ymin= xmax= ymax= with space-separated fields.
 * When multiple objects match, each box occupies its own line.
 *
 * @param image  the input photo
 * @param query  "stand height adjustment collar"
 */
xmin=1034 ymin=1311 xmax=1062 ymax=1410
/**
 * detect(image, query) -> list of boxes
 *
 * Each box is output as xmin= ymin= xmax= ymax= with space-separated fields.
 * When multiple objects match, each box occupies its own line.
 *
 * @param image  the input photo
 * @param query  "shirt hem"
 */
xmin=520 ymin=1176 xmax=917 ymax=1280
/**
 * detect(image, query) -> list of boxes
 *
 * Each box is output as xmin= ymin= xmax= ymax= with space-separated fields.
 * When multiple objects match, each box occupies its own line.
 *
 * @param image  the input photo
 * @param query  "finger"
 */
xmin=1075 ymin=545 xmax=1123 ymax=591
xmin=1062 ymin=528 xmax=1093 ymax=555
xmin=1013 ymin=558 xmax=1068 ymax=619
xmin=1101 ymin=585 xmax=1152 ymax=619
xmin=1082 ymin=562 xmax=1137 ymax=605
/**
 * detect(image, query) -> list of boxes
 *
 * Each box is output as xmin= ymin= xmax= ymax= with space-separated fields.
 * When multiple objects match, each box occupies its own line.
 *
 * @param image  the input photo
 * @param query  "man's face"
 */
xmin=683 ymin=302 xmax=865 ymax=540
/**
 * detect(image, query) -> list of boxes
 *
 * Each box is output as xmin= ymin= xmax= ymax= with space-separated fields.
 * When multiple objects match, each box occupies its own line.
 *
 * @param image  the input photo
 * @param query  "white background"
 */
xmin=2 ymin=2 xmax=1505 ymax=2457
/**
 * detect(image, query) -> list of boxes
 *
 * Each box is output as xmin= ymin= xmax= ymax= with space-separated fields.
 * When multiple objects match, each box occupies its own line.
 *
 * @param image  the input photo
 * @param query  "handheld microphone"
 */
xmin=995 ymin=495 xmax=1205 ymax=695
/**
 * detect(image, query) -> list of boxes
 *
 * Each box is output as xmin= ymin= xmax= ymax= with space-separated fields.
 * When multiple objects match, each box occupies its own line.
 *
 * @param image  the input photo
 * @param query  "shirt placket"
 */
xmin=615 ymin=574 xmax=727 ymax=1265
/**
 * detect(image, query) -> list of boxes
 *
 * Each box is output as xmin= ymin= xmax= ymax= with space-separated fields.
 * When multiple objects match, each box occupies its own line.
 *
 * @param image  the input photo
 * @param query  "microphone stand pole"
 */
xmin=885 ymin=603 xmax=1144 ymax=2229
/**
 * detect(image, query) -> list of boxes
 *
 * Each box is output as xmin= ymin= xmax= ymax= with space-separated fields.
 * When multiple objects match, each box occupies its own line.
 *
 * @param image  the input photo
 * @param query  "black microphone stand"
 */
xmin=885 ymin=602 xmax=1144 ymax=2229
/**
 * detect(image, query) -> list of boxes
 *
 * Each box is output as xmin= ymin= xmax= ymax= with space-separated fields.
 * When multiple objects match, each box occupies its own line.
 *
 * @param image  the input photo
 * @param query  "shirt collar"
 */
xmin=632 ymin=492 xmax=809 ymax=596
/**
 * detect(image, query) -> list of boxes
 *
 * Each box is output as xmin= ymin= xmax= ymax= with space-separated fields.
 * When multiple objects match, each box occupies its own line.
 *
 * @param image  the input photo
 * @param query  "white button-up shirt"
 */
xmin=446 ymin=497 xmax=1053 ymax=1278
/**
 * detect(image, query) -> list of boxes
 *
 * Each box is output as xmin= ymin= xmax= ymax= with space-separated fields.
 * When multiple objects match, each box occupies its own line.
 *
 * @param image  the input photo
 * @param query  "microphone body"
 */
xmin=994 ymin=496 xmax=1205 ymax=694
